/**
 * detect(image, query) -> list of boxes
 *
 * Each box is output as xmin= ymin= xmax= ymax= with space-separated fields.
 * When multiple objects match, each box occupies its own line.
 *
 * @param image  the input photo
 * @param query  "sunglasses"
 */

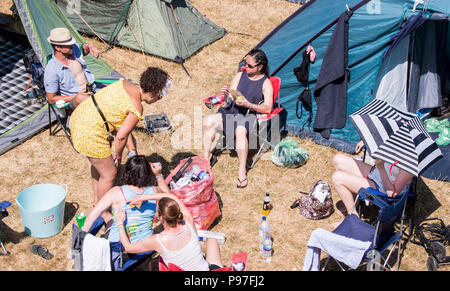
xmin=244 ymin=60 xmax=260 ymax=69
xmin=157 ymin=79 xmax=171 ymax=99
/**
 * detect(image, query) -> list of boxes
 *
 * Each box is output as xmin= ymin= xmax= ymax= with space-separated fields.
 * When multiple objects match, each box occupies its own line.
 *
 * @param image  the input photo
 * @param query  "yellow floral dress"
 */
xmin=69 ymin=79 xmax=143 ymax=158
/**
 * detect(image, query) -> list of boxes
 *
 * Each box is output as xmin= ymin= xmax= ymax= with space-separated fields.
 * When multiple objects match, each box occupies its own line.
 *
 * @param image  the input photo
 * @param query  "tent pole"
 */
xmin=170 ymin=3 xmax=192 ymax=57
xmin=181 ymin=61 xmax=192 ymax=79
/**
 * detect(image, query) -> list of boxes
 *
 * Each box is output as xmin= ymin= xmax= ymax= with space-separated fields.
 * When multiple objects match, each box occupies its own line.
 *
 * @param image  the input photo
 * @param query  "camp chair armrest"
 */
xmin=257 ymin=107 xmax=283 ymax=121
xmin=0 ymin=201 xmax=11 ymax=212
xmin=357 ymin=188 xmax=390 ymax=208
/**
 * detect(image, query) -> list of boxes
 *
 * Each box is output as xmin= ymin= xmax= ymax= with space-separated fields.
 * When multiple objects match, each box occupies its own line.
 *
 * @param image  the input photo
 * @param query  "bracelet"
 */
xmin=249 ymin=103 xmax=253 ymax=110
xmin=155 ymin=175 xmax=163 ymax=180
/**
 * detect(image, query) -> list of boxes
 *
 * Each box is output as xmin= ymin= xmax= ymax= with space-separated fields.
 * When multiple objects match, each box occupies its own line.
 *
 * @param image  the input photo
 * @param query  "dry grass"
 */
xmin=0 ymin=0 xmax=449 ymax=271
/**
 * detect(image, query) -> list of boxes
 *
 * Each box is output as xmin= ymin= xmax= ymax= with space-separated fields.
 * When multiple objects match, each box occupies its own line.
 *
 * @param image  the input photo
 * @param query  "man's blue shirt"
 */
xmin=43 ymin=43 xmax=96 ymax=96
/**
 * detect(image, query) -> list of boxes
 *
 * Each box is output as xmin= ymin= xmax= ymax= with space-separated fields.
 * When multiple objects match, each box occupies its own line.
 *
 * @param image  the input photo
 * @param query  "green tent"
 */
xmin=15 ymin=0 xmax=119 ymax=80
xmin=57 ymin=0 xmax=226 ymax=65
xmin=0 ymin=0 xmax=122 ymax=155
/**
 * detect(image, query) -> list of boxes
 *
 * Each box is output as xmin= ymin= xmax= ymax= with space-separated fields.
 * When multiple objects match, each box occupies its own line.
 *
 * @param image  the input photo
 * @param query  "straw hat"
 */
xmin=47 ymin=27 xmax=76 ymax=46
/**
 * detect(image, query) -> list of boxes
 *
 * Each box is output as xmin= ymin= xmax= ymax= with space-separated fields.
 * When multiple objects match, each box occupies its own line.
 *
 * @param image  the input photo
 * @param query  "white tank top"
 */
xmin=157 ymin=222 xmax=209 ymax=271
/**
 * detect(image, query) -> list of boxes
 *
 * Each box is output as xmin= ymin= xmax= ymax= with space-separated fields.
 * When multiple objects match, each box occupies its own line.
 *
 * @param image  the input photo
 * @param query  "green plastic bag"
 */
xmin=272 ymin=138 xmax=309 ymax=168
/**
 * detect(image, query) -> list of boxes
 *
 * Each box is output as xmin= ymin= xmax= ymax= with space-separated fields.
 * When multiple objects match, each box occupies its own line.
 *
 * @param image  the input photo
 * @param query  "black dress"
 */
xmin=218 ymin=70 xmax=267 ymax=149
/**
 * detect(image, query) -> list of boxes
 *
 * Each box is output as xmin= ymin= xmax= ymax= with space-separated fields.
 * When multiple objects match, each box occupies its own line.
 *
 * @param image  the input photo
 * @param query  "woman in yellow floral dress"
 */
xmin=70 ymin=67 xmax=170 ymax=223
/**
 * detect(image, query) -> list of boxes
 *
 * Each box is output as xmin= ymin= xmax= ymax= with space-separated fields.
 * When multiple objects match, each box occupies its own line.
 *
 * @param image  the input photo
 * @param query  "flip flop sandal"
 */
xmin=237 ymin=178 xmax=248 ymax=188
xmin=210 ymin=153 xmax=218 ymax=168
xmin=31 ymin=244 xmax=54 ymax=260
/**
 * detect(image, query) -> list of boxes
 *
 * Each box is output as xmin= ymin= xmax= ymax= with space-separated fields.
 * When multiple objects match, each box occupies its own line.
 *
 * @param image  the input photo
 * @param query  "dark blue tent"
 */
xmin=252 ymin=0 xmax=449 ymax=181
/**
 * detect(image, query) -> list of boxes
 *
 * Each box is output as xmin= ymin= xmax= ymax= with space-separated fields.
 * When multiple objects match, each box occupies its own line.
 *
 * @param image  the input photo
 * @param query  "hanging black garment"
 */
xmin=313 ymin=9 xmax=353 ymax=139
xmin=293 ymin=49 xmax=312 ymax=125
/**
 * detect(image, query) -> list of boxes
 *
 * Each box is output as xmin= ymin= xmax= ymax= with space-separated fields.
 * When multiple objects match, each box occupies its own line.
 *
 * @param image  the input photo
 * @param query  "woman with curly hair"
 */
xmin=70 ymin=67 xmax=171 ymax=224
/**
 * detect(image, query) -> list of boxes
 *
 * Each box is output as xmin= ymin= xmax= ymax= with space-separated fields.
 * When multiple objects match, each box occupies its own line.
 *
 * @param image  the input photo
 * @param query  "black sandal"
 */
xmin=31 ymin=244 xmax=54 ymax=260
xmin=236 ymin=178 xmax=248 ymax=188
xmin=210 ymin=153 xmax=218 ymax=168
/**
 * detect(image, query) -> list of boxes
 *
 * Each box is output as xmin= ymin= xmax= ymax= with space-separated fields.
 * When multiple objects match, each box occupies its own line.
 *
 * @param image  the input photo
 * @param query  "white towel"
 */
xmin=82 ymin=233 xmax=111 ymax=271
xmin=303 ymin=228 xmax=372 ymax=271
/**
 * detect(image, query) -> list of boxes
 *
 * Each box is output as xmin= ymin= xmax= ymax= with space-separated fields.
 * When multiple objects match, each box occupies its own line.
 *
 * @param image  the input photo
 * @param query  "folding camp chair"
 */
xmin=158 ymin=252 xmax=248 ymax=271
xmin=205 ymin=72 xmax=282 ymax=169
xmin=359 ymin=146 xmax=417 ymax=238
xmin=47 ymin=80 xmax=111 ymax=150
xmin=72 ymin=216 xmax=154 ymax=271
xmin=48 ymin=99 xmax=74 ymax=147
xmin=0 ymin=201 xmax=12 ymax=256
xmin=248 ymin=76 xmax=282 ymax=168
xmin=305 ymin=187 xmax=410 ymax=271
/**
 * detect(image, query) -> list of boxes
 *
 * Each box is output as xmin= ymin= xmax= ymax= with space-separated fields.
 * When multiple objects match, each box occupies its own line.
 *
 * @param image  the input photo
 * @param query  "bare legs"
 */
xmin=205 ymin=238 xmax=224 ymax=267
xmin=203 ymin=113 xmax=222 ymax=161
xmin=235 ymin=126 xmax=248 ymax=187
xmin=331 ymin=154 xmax=375 ymax=216
xmin=88 ymin=155 xmax=117 ymax=222
xmin=202 ymin=114 xmax=248 ymax=187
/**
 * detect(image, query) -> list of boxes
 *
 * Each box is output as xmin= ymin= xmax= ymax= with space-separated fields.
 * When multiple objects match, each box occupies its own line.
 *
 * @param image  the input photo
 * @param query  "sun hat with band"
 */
xmin=47 ymin=27 xmax=76 ymax=46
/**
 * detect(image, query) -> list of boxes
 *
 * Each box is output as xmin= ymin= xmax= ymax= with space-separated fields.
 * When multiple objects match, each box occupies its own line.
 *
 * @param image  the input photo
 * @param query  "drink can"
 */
xmin=75 ymin=213 xmax=86 ymax=229
xmin=86 ymin=82 xmax=93 ymax=93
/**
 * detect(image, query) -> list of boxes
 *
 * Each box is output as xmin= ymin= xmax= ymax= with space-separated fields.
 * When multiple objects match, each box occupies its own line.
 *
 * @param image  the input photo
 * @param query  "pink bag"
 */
xmin=165 ymin=156 xmax=221 ymax=229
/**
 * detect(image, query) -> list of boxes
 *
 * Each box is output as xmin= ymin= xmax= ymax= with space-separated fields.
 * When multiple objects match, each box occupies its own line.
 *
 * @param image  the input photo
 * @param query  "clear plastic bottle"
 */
xmin=262 ymin=234 xmax=272 ymax=263
xmin=258 ymin=216 xmax=270 ymax=254
xmin=262 ymin=192 xmax=271 ymax=216
xmin=191 ymin=164 xmax=210 ymax=181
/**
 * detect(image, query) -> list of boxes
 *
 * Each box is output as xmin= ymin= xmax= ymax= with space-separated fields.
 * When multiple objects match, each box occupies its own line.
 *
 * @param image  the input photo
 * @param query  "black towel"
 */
xmin=313 ymin=10 xmax=353 ymax=139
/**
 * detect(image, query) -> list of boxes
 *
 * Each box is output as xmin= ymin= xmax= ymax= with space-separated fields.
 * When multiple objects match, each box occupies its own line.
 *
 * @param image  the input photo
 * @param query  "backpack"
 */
xmin=23 ymin=49 xmax=45 ymax=92
xmin=290 ymin=180 xmax=334 ymax=220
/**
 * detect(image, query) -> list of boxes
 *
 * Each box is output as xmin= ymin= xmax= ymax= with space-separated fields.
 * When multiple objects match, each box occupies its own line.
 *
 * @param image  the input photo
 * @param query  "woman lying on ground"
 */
xmin=70 ymin=67 xmax=170 ymax=224
xmin=82 ymin=155 xmax=169 ymax=245
xmin=331 ymin=140 xmax=414 ymax=217
xmin=202 ymin=49 xmax=273 ymax=188
xmin=113 ymin=193 xmax=224 ymax=271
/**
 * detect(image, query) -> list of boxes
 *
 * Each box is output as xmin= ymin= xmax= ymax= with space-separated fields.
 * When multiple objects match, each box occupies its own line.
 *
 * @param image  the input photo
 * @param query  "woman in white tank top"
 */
xmin=113 ymin=192 xmax=224 ymax=271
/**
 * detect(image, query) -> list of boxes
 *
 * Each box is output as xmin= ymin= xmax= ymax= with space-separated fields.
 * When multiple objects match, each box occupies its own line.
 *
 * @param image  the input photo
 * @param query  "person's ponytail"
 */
xmin=158 ymin=197 xmax=184 ymax=228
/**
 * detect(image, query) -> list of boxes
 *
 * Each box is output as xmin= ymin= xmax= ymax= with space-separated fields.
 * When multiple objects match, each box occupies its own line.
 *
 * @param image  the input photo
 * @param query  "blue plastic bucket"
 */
xmin=16 ymin=184 xmax=68 ymax=238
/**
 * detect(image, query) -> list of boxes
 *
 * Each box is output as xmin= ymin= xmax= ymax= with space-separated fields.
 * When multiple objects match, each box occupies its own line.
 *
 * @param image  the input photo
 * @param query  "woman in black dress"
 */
xmin=202 ymin=49 xmax=273 ymax=188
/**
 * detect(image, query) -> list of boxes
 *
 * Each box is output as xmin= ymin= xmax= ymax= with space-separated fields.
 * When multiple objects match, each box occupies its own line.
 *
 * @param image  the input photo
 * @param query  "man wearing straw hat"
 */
xmin=44 ymin=27 xmax=100 ymax=111
xmin=44 ymin=27 xmax=138 ymax=158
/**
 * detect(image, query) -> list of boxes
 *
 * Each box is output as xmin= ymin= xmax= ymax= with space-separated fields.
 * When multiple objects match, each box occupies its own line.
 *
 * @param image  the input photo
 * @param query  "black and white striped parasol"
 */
xmin=349 ymin=99 xmax=443 ymax=177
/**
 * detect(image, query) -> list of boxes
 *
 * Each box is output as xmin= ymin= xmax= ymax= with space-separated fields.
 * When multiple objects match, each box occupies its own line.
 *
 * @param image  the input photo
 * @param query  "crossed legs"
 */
xmin=331 ymin=154 xmax=375 ymax=216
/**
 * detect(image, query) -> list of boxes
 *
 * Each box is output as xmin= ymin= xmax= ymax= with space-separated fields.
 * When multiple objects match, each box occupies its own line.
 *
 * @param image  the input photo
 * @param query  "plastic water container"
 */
xmin=16 ymin=184 xmax=68 ymax=238
xmin=258 ymin=216 xmax=270 ymax=254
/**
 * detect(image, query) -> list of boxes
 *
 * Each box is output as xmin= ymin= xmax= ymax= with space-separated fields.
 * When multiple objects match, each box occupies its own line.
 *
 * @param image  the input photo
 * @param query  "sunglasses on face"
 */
xmin=244 ymin=60 xmax=260 ymax=69
xmin=157 ymin=78 xmax=171 ymax=99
